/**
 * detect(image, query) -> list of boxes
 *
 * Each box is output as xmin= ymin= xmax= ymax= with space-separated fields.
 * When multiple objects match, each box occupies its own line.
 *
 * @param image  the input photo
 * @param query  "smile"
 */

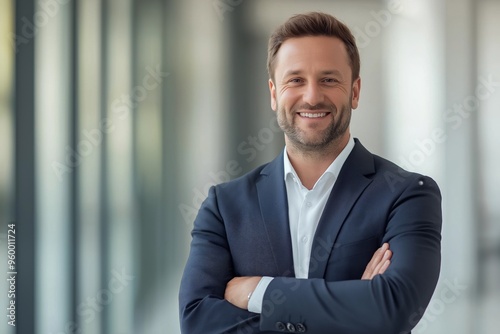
xmin=299 ymin=112 xmax=329 ymax=118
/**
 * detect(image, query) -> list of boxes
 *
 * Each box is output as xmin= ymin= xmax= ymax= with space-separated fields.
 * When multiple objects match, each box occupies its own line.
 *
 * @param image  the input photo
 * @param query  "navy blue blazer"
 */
xmin=179 ymin=139 xmax=442 ymax=334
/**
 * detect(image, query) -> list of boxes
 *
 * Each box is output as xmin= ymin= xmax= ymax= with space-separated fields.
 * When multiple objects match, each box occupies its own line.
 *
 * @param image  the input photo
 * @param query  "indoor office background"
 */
xmin=0 ymin=0 xmax=499 ymax=333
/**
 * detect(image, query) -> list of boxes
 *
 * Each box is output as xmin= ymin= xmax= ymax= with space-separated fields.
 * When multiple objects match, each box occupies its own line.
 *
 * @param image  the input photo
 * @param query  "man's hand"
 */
xmin=361 ymin=243 xmax=392 ymax=280
xmin=224 ymin=276 xmax=262 ymax=310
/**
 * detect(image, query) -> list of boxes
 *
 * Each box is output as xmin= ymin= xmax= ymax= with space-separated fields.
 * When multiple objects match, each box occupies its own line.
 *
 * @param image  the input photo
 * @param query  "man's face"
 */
xmin=269 ymin=36 xmax=360 ymax=152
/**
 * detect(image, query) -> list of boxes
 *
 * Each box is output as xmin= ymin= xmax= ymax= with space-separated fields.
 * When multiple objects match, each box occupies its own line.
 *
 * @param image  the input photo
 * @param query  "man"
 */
xmin=179 ymin=12 xmax=441 ymax=334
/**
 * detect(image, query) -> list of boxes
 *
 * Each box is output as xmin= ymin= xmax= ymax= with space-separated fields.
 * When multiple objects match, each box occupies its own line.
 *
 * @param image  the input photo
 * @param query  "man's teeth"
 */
xmin=300 ymin=112 xmax=327 ymax=118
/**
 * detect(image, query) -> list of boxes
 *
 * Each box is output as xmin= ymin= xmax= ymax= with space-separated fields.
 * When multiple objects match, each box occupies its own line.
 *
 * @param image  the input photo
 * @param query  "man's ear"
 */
xmin=269 ymin=79 xmax=277 ymax=111
xmin=351 ymin=77 xmax=361 ymax=109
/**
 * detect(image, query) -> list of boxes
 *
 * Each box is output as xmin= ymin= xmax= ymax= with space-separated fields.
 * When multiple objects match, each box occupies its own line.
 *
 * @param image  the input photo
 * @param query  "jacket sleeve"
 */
xmin=179 ymin=186 xmax=264 ymax=334
xmin=259 ymin=175 xmax=442 ymax=334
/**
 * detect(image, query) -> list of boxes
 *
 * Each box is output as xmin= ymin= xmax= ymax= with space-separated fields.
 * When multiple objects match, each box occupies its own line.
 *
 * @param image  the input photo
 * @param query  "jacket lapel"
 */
xmin=308 ymin=139 xmax=376 ymax=278
xmin=256 ymin=152 xmax=295 ymax=277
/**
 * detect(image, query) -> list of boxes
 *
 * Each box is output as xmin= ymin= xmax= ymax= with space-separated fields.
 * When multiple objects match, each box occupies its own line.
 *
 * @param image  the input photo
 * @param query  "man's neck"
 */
xmin=286 ymin=134 xmax=350 ymax=190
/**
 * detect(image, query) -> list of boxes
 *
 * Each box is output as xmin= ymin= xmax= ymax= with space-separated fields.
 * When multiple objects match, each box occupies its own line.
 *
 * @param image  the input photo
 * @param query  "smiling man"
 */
xmin=179 ymin=12 xmax=442 ymax=334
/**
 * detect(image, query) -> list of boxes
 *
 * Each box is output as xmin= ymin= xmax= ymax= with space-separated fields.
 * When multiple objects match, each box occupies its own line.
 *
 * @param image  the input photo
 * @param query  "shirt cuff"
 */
xmin=248 ymin=276 xmax=274 ymax=313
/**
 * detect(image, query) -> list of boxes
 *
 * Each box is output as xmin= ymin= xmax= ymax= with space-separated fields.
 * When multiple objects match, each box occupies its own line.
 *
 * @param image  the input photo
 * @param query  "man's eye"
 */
xmin=322 ymin=78 xmax=338 ymax=83
xmin=289 ymin=78 xmax=302 ymax=83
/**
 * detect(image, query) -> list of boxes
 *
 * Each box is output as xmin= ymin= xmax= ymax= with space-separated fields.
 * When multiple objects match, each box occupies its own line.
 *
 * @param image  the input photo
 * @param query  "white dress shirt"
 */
xmin=248 ymin=136 xmax=355 ymax=313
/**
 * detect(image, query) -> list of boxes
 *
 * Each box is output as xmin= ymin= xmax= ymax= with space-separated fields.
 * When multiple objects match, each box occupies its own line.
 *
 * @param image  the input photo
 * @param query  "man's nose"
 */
xmin=302 ymin=82 xmax=324 ymax=106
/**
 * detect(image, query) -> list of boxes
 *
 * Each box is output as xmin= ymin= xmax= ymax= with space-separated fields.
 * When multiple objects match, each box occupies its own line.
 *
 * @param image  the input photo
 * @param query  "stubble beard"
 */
xmin=276 ymin=99 xmax=352 ymax=153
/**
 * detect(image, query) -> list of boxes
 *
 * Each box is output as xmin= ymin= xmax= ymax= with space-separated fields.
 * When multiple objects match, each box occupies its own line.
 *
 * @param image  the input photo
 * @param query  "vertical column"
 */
xmin=132 ymin=0 xmax=165 ymax=330
xmin=440 ymin=0 xmax=479 ymax=332
xmin=0 ymin=2 xmax=15 ymax=222
xmin=0 ymin=1 xmax=15 ymax=332
xmin=477 ymin=1 xmax=500 ymax=331
xmin=76 ymin=0 xmax=104 ymax=333
xmin=99 ymin=1 xmax=110 ymax=332
xmin=69 ymin=0 xmax=79 ymax=330
xmin=160 ymin=1 xmax=184 ymax=332
xmin=34 ymin=0 xmax=73 ymax=332
xmin=15 ymin=0 xmax=36 ymax=333
xmin=102 ymin=0 xmax=135 ymax=332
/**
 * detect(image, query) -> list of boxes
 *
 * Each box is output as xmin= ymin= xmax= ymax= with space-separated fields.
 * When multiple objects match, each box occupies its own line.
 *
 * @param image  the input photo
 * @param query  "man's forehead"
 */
xmin=279 ymin=36 xmax=347 ymax=52
xmin=274 ymin=36 xmax=350 ymax=76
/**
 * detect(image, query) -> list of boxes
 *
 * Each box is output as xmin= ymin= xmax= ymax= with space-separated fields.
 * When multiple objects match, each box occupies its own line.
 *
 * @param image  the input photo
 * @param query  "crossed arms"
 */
xmin=224 ymin=243 xmax=393 ymax=310
xmin=179 ymin=174 xmax=442 ymax=333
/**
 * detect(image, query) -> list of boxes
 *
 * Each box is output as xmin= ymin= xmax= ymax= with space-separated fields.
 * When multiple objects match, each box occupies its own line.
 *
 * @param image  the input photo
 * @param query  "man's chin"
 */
xmin=298 ymin=131 xmax=333 ymax=145
xmin=290 ymin=137 xmax=332 ymax=151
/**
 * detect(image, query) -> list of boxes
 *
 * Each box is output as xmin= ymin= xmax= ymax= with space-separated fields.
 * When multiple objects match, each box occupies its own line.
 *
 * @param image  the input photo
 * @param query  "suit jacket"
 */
xmin=179 ymin=139 xmax=442 ymax=334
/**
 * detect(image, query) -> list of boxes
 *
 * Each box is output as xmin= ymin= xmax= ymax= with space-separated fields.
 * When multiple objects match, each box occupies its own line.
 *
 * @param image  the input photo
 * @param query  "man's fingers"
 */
xmin=372 ymin=249 xmax=392 ymax=276
xmin=362 ymin=244 xmax=385 ymax=279
xmin=379 ymin=259 xmax=391 ymax=275
xmin=367 ymin=243 xmax=389 ymax=271
xmin=361 ymin=243 xmax=391 ymax=280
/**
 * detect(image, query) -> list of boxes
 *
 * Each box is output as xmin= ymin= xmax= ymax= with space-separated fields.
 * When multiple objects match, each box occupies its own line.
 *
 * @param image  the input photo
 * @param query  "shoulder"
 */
xmin=213 ymin=153 xmax=282 ymax=194
xmin=371 ymin=152 xmax=441 ymax=199
xmin=352 ymin=139 xmax=440 ymax=195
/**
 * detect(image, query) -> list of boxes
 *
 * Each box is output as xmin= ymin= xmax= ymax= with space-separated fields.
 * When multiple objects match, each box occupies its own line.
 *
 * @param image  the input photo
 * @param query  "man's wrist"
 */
xmin=248 ymin=276 xmax=274 ymax=313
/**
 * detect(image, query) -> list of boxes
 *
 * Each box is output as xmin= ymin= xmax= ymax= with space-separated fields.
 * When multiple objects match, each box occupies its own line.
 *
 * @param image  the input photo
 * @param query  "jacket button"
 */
xmin=286 ymin=322 xmax=296 ymax=332
xmin=296 ymin=323 xmax=306 ymax=332
xmin=275 ymin=322 xmax=286 ymax=331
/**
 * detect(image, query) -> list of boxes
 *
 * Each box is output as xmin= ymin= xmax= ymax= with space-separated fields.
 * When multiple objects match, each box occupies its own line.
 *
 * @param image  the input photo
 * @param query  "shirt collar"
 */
xmin=283 ymin=135 xmax=355 ymax=185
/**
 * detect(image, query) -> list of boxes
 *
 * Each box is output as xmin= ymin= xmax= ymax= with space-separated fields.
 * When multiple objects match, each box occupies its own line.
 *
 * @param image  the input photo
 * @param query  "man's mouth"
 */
xmin=299 ymin=112 xmax=329 ymax=118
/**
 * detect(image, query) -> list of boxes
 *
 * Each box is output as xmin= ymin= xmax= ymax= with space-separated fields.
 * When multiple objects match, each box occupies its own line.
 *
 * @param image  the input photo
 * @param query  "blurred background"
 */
xmin=0 ymin=0 xmax=499 ymax=333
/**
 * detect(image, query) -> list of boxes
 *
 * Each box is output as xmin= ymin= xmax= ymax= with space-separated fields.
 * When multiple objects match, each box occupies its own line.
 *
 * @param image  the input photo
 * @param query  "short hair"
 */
xmin=267 ymin=12 xmax=360 ymax=82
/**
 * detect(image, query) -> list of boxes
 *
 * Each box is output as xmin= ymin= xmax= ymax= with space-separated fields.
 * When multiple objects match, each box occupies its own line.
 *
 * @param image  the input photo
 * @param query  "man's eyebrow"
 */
xmin=282 ymin=69 xmax=303 ymax=77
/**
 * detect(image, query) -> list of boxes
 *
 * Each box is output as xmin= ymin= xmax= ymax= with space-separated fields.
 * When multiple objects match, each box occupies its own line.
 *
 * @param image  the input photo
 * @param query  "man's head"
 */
xmin=267 ymin=12 xmax=361 ymax=153
xmin=267 ymin=12 xmax=360 ymax=83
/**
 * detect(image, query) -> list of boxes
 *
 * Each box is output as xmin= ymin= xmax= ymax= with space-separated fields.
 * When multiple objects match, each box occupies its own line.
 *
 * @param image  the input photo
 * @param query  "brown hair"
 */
xmin=267 ymin=12 xmax=360 ymax=82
